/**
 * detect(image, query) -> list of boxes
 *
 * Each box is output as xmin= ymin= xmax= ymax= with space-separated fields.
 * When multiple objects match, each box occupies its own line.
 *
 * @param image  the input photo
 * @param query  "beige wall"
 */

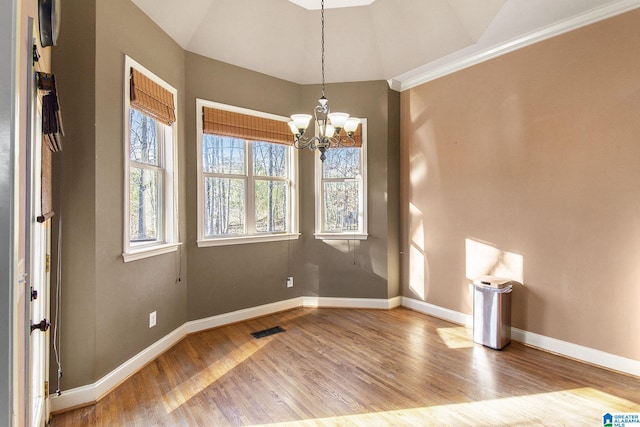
xmin=401 ymin=9 xmax=640 ymax=360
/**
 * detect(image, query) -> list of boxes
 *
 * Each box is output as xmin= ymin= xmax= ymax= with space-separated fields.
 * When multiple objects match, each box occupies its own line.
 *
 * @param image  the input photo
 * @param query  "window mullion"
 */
xmin=288 ymin=147 xmax=294 ymax=234
xmin=246 ymin=140 xmax=254 ymax=235
xmin=205 ymin=172 xmax=245 ymax=180
xmin=130 ymin=161 xmax=163 ymax=173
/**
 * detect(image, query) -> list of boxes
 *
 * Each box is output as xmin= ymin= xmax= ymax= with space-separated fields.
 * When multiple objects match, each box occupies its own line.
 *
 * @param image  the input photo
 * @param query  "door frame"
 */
xmin=26 ymin=18 xmax=52 ymax=426
xmin=1 ymin=0 xmax=21 ymax=425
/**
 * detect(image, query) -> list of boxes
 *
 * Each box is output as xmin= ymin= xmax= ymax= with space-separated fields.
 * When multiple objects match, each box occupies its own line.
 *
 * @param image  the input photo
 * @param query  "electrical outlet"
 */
xmin=287 ymin=276 xmax=293 ymax=288
xmin=149 ymin=311 xmax=156 ymax=328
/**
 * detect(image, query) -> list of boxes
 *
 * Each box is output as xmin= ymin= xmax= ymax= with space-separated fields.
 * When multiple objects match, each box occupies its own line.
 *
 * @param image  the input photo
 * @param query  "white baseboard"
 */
xmin=511 ymin=327 xmax=640 ymax=377
xmin=401 ymin=296 xmax=472 ymax=327
xmin=50 ymin=295 xmax=400 ymax=412
xmin=302 ymin=295 xmax=402 ymax=310
xmin=185 ymin=297 xmax=303 ymax=334
xmin=49 ymin=324 xmax=187 ymax=413
xmin=401 ymin=296 xmax=640 ymax=377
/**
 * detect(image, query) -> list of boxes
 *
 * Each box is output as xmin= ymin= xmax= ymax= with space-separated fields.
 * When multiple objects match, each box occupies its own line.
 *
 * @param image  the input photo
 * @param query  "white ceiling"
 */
xmin=131 ymin=0 xmax=640 ymax=90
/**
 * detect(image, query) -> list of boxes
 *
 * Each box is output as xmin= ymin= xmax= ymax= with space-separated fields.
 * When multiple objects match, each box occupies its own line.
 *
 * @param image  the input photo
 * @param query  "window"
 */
xmin=123 ymin=56 xmax=180 ymax=262
xmin=196 ymin=100 xmax=298 ymax=246
xmin=315 ymin=119 xmax=367 ymax=240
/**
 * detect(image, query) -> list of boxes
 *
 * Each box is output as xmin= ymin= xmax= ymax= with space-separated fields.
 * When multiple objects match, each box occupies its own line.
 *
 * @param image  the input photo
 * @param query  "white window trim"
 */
xmin=122 ymin=55 xmax=181 ymax=262
xmin=195 ymin=99 xmax=299 ymax=247
xmin=314 ymin=118 xmax=368 ymax=240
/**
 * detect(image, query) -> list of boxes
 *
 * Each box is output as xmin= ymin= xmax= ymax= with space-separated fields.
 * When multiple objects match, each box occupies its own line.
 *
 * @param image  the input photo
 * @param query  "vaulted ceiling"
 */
xmin=131 ymin=0 xmax=639 ymax=89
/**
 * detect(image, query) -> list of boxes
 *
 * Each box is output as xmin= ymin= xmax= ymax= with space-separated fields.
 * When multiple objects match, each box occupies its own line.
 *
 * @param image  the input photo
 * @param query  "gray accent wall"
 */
xmin=184 ymin=53 xmax=305 ymax=321
xmin=298 ymin=82 xmax=399 ymax=299
xmin=52 ymin=0 xmax=188 ymax=389
xmin=386 ymin=88 xmax=401 ymax=299
xmin=94 ymin=0 xmax=187 ymax=381
xmin=51 ymin=0 xmax=97 ymax=391
xmin=51 ymin=2 xmax=400 ymax=390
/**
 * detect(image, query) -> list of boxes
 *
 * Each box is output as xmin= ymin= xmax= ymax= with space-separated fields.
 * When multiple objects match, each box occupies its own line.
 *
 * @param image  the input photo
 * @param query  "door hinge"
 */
xmin=45 ymin=254 xmax=50 ymax=273
xmin=44 ymin=381 xmax=49 ymax=399
xmin=31 ymin=319 xmax=50 ymax=334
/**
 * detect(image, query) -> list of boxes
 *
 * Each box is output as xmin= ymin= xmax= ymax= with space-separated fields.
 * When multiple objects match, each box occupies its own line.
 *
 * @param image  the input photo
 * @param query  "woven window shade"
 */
xmin=203 ymin=107 xmax=293 ymax=145
xmin=130 ymin=68 xmax=176 ymax=125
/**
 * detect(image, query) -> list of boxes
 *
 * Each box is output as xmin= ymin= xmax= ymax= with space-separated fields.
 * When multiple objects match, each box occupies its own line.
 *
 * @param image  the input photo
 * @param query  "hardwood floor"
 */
xmin=50 ymin=308 xmax=640 ymax=426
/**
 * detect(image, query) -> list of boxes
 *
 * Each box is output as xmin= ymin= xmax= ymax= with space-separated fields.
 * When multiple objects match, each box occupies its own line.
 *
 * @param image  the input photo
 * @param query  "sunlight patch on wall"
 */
xmin=410 ymin=245 xmax=426 ymax=300
xmin=465 ymin=238 xmax=523 ymax=283
xmin=410 ymin=152 xmax=428 ymax=186
xmin=409 ymin=202 xmax=428 ymax=300
xmin=410 ymin=203 xmax=424 ymax=250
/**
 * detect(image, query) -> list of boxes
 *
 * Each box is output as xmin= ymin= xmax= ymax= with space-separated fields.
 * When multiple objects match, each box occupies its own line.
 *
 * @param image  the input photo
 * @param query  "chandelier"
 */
xmin=288 ymin=0 xmax=360 ymax=162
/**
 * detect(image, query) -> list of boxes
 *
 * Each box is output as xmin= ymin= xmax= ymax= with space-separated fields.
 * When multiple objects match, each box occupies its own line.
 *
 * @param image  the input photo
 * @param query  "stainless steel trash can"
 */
xmin=473 ymin=276 xmax=516 ymax=350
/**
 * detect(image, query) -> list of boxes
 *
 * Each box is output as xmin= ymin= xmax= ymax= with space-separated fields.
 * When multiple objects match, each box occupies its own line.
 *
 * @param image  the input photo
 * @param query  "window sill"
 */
xmin=122 ymin=242 xmax=182 ymax=263
xmin=197 ymin=233 xmax=301 ymax=247
xmin=314 ymin=233 xmax=368 ymax=241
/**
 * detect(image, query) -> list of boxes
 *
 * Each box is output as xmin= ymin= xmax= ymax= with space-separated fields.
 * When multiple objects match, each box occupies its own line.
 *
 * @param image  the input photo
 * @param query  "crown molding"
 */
xmin=391 ymin=0 xmax=640 ymax=92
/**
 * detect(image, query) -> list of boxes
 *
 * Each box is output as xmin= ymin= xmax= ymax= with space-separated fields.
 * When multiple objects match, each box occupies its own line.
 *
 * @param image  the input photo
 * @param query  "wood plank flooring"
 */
xmin=50 ymin=308 xmax=640 ymax=426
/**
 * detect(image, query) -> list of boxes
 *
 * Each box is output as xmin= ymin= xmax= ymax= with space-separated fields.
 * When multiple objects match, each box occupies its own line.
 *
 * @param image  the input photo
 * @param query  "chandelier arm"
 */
xmin=341 ymin=135 xmax=357 ymax=146
xmin=293 ymin=135 xmax=320 ymax=150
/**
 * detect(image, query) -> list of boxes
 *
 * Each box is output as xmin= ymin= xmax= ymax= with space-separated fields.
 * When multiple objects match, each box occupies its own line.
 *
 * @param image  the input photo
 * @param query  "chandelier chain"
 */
xmin=288 ymin=0 xmax=360 ymax=162
xmin=321 ymin=0 xmax=325 ymax=98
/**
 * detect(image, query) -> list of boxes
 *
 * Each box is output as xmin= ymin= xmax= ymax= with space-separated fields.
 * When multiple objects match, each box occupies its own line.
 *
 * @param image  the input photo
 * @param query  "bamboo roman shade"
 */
xmin=203 ymin=107 xmax=293 ymax=145
xmin=130 ymin=68 xmax=176 ymax=125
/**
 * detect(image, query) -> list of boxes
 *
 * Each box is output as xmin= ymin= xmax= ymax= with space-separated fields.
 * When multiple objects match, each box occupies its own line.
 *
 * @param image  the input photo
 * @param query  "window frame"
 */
xmin=122 ymin=55 xmax=180 ymax=262
xmin=196 ymin=99 xmax=299 ymax=247
xmin=314 ymin=118 xmax=368 ymax=240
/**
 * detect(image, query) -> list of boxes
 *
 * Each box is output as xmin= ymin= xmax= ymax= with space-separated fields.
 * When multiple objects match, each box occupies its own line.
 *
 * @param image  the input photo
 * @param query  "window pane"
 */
xmin=130 ymin=167 xmax=160 ymax=242
xmin=129 ymin=109 xmax=159 ymax=166
xmin=204 ymin=177 xmax=245 ymax=236
xmin=203 ymin=135 xmax=245 ymax=175
xmin=323 ymin=147 xmax=360 ymax=179
xmin=253 ymin=142 xmax=287 ymax=177
xmin=255 ymin=180 xmax=287 ymax=233
xmin=323 ymin=181 xmax=359 ymax=232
